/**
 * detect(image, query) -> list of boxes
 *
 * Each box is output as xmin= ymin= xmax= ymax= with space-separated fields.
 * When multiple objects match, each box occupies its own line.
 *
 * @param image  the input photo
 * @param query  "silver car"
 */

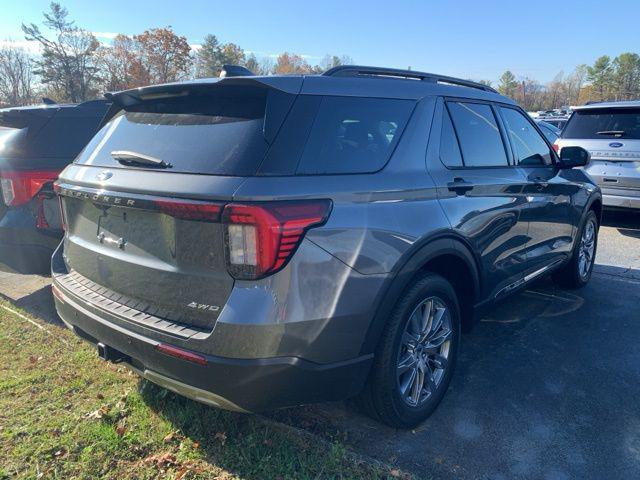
xmin=556 ymin=101 xmax=640 ymax=209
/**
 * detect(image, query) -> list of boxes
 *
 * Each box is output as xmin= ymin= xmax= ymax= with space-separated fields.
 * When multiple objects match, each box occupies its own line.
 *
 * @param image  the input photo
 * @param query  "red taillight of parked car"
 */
xmin=222 ymin=200 xmax=332 ymax=280
xmin=0 ymin=170 xmax=59 ymax=207
xmin=552 ymin=141 xmax=560 ymax=153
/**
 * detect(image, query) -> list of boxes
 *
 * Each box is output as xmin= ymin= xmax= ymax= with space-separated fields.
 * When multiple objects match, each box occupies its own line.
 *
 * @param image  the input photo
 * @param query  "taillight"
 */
xmin=222 ymin=200 xmax=332 ymax=279
xmin=0 ymin=170 xmax=59 ymax=207
xmin=153 ymin=199 xmax=223 ymax=221
xmin=552 ymin=141 xmax=560 ymax=153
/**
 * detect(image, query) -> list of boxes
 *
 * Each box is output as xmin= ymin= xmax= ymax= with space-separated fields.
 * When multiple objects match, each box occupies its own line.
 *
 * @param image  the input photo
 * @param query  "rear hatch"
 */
xmin=56 ymin=78 xmax=302 ymax=333
xmin=559 ymin=106 xmax=640 ymax=191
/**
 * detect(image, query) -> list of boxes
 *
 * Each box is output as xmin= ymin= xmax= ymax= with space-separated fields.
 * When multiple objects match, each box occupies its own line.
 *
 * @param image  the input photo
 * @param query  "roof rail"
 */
xmin=323 ymin=65 xmax=498 ymax=93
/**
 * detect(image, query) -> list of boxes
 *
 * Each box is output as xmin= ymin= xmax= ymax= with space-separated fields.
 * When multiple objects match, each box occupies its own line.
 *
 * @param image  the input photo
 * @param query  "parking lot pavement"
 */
xmin=272 ymin=211 xmax=640 ymax=479
xmin=1 ymin=210 xmax=639 ymax=479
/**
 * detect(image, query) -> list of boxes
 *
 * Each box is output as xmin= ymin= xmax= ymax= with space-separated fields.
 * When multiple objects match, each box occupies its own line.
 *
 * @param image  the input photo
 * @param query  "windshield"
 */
xmin=563 ymin=108 xmax=640 ymax=139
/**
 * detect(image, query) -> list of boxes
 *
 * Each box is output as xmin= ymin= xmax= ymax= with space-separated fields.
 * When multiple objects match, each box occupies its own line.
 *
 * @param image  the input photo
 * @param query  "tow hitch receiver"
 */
xmin=97 ymin=342 xmax=129 ymax=363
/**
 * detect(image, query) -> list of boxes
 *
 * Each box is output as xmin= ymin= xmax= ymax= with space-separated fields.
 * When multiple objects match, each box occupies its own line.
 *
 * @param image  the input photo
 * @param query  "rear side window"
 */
xmin=447 ymin=102 xmax=508 ymax=167
xmin=563 ymin=108 xmax=640 ymax=139
xmin=296 ymin=97 xmax=414 ymax=174
xmin=500 ymin=107 xmax=552 ymax=166
xmin=439 ymin=109 xmax=463 ymax=167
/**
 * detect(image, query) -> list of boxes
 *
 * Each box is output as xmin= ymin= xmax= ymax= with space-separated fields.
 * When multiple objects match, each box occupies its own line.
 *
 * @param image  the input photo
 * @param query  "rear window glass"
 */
xmin=563 ymin=108 xmax=640 ymax=140
xmin=447 ymin=102 xmax=508 ymax=167
xmin=76 ymin=86 xmax=293 ymax=176
xmin=295 ymin=97 xmax=414 ymax=174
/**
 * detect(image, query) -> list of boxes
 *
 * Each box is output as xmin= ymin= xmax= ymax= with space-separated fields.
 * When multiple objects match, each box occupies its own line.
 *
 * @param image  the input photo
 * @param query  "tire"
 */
xmin=553 ymin=210 xmax=599 ymax=289
xmin=355 ymin=273 xmax=461 ymax=428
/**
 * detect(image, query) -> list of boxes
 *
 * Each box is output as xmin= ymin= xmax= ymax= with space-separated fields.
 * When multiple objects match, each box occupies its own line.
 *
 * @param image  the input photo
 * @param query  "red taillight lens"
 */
xmin=153 ymin=199 xmax=224 ymax=221
xmin=0 ymin=170 xmax=59 ymax=207
xmin=222 ymin=200 xmax=332 ymax=279
xmin=552 ymin=141 xmax=560 ymax=153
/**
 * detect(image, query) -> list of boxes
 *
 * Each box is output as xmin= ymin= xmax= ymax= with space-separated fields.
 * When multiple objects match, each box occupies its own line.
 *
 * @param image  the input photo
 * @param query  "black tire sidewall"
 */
xmin=572 ymin=210 xmax=599 ymax=286
xmin=377 ymin=274 xmax=461 ymax=428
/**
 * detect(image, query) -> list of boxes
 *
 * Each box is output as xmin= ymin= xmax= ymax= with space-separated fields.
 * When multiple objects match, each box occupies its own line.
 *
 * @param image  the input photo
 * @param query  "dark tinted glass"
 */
xmin=76 ymin=86 xmax=293 ymax=176
xmin=440 ymin=109 xmax=463 ymax=167
xmin=501 ymin=108 xmax=552 ymax=166
xmin=563 ymin=108 xmax=640 ymax=139
xmin=296 ymin=96 xmax=414 ymax=174
xmin=447 ymin=102 xmax=508 ymax=167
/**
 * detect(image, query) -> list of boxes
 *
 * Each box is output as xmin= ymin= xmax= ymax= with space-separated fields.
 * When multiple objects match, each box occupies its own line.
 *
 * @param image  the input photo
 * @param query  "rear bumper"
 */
xmin=0 ymin=208 xmax=61 ymax=274
xmin=53 ymin=286 xmax=372 ymax=411
xmin=602 ymin=192 xmax=640 ymax=209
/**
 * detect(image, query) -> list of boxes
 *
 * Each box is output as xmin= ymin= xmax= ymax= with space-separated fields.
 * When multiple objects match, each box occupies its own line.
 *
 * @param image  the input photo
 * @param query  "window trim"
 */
xmin=441 ymin=98 xmax=513 ymax=170
xmin=496 ymin=105 xmax=559 ymax=168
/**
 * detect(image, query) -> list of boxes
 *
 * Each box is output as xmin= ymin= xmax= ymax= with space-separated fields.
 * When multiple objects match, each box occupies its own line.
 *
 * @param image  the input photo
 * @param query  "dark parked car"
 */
xmin=51 ymin=66 xmax=601 ymax=427
xmin=0 ymin=99 xmax=110 ymax=273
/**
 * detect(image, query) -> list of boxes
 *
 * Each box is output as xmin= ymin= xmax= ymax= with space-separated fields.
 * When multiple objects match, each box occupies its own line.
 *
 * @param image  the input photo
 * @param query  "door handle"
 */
xmin=447 ymin=177 xmax=475 ymax=195
xmin=532 ymin=177 xmax=548 ymax=190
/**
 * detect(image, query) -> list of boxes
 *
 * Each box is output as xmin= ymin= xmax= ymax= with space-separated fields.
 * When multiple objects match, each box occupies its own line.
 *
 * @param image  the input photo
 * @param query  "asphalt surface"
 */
xmin=1 ymin=209 xmax=639 ymax=479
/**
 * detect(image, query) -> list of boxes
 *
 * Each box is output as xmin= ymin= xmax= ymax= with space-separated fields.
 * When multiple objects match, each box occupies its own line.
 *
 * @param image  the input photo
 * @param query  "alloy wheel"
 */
xmin=396 ymin=296 xmax=452 ymax=407
xmin=578 ymin=218 xmax=596 ymax=279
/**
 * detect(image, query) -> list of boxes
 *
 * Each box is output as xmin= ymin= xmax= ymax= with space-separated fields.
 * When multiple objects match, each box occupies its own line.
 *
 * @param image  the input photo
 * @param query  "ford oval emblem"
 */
xmin=97 ymin=170 xmax=113 ymax=181
xmin=609 ymin=142 xmax=624 ymax=148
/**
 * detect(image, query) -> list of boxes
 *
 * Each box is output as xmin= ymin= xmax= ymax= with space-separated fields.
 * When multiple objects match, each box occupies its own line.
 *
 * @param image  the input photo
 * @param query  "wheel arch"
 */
xmin=361 ymin=234 xmax=481 ymax=356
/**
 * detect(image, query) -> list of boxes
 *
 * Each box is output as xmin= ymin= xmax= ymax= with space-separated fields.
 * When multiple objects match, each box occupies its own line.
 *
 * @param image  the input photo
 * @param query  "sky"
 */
xmin=0 ymin=0 xmax=639 ymax=84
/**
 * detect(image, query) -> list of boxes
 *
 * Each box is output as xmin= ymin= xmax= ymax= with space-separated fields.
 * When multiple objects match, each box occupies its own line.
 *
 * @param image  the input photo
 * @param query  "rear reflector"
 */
xmin=0 ymin=170 xmax=59 ymax=207
xmin=155 ymin=343 xmax=208 ymax=366
xmin=51 ymin=284 xmax=64 ymax=303
xmin=222 ymin=200 xmax=332 ymax=279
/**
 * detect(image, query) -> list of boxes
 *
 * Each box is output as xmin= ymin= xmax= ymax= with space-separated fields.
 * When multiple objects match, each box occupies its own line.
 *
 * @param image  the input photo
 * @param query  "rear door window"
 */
xmin=446 ymin=102 xmax=508 ymax=167
xmin=563 ymin=108 xmax=640 ymax=139
xmin=295 ymin=96 xmax=414 ymax=174
xmin=500 ymin=107 xmax=553 ymax=166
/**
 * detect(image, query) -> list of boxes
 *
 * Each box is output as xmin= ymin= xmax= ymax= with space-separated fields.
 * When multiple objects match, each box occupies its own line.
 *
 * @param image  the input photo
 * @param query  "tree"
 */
xmin=587 ymin=55 xmax=613 ymax=101
xmin=0 ymin=46 xmax=36 ymax=106
xmin=194 ymin=34 xmax=220 ymax=78
xmin=273 ymin=52 xmax=311 ymax=74
xmin=95 ymin=34 xmax=147 ymax=91
xmin=497 ymin=70 xmax=518 ymax=98
xmin=612 ymin=52 xmax=640 ymax=100
xmin=22 ymin=2 xmax=100 ymax=102
xmin=134 ymin=27 xmax=191 ymax=85
xmin=319 ymin=54 xmax=353 ymax=72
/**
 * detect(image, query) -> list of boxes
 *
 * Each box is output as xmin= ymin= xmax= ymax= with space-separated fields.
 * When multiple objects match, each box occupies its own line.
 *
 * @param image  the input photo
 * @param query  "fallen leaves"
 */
xmin=85 ymin=404 xmax=110 ymax=420
xmin=214 ymin=432 xmax=227 ymax=445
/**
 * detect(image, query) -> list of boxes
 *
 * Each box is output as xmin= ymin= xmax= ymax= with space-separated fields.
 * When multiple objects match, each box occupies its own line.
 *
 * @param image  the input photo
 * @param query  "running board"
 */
xmin=495 ymin=260 xmax=563 ymax=299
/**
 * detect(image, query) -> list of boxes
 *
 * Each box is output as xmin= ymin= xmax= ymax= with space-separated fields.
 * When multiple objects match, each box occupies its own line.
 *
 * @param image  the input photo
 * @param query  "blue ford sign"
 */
xmin=609 ymin=142 xmax=624 ymax=148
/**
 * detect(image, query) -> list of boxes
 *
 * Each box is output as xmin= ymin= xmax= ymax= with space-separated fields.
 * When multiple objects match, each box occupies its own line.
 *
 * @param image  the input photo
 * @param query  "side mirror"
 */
xmin=558 ymin=146 xmax=590 ymax=169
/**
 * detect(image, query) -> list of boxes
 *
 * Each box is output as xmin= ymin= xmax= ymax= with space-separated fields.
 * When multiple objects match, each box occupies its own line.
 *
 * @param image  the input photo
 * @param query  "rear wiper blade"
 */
xmin=110 ymin=150 xmax=173 ymax=169
xmin=596 ymin=130 xmax=625 ymax=137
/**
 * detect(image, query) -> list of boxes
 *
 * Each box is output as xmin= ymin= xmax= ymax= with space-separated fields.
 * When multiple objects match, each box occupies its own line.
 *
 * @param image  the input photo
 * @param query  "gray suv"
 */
xmin=52 ymin=66 xmax=601 ymax=427
xmin=555 ymin=101 xmax=640 ymax=209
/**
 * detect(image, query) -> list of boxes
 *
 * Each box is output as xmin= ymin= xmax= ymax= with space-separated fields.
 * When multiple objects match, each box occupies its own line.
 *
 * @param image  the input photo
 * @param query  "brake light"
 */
xmin=0 ymin=170 xmax=59 ymax=207
xmin=552 ymin=141 xmax=560 ymax=153
xmin=222 ymin=200 xmax=332 ymax=279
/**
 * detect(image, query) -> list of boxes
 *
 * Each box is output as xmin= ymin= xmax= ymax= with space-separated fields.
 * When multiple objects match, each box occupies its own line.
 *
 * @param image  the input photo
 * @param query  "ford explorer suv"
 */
xmin=555 ymin=100 xmax=640 ymax=210
xmin=0 ymin=99 xmax=110 ymax=273
xmin=51 ymin=66 xmax=601 ymax=427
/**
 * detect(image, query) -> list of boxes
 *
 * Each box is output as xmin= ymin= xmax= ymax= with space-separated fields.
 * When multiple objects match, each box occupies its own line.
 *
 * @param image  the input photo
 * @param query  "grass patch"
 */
xmin=0 ymin=300 xmax=405 ymax=480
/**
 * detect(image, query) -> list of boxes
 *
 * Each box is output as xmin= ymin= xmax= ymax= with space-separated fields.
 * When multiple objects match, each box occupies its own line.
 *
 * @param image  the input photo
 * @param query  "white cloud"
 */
xmin=91 ymin=31 xmax=120 ymax=40
xmin=0 ymin=39 xmax=42 ymax=54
